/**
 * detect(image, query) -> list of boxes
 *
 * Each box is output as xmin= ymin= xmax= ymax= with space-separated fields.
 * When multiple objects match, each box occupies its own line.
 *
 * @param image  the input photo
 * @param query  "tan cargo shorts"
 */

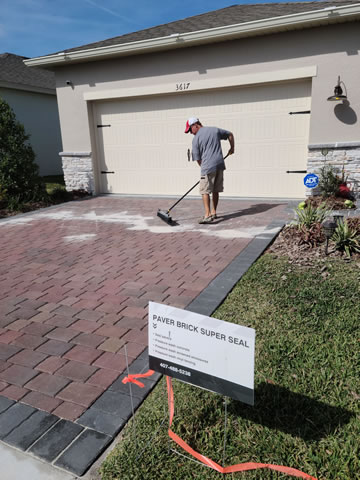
xmin=199 ymin=170 xmax=224 ymax=194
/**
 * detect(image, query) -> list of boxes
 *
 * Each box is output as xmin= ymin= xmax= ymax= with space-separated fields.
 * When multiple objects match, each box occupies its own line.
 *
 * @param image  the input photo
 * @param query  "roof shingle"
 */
xmin=59 ymin=0 xmax=360 ymax=55
xmin=0 ymin=53 xmax=55 ymax=90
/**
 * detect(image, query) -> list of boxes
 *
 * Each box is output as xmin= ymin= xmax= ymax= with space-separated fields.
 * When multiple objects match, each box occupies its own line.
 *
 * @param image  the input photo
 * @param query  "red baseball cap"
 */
xmin=184 ymin=117 xmax=199 ymax=133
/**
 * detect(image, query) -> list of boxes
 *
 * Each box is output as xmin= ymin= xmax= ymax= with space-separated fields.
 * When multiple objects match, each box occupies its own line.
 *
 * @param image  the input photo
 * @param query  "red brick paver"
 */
xmin=9 ymin=349 xmax=48 ymax=368
xmin=25 ymin=372 xmax=70 ymax=397
xmin=21 ymin=391 xmax=63 ymax=413
xmin=56 ymin=360 xmax=98 ymax=382
xmin=64 ymin=345 xmax=103 ymax=364
xmin=1 ymin=385 xmax=29 ymax=401
xmin=0 ymin=364 xmax=39 ymax=386
xmin=56 ymin=382 xmax=103 ymax=407
xmin=52 ymin=401 xmax=86 ymax=421
xmin=93 ymin=352 xmax=128 ymax=372
xmin=0 ymin=196 xmax=289 ymax=420
xmin=36 ymin=356 xmax=68 ymax=374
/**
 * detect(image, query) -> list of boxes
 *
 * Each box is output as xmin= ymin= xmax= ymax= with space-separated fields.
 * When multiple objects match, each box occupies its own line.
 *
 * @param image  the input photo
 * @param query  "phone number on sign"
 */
xmin=160 ymin=363 xmax=191 ymax=377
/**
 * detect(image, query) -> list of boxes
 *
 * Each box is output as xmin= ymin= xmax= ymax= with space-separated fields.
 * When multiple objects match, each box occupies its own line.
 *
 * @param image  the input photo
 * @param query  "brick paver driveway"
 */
xmin=0 ymin=196 xmax=291 ymax=475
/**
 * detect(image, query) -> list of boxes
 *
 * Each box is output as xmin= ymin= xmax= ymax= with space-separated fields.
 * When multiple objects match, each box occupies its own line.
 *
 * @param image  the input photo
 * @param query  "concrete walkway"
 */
xmin=0 ymin=196 xmax=292 ymax=478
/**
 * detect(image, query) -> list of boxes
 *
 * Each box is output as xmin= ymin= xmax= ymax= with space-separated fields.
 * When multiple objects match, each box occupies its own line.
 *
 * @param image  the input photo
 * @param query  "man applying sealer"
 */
xmin=185 ymin=117 xmax=235 ymax=224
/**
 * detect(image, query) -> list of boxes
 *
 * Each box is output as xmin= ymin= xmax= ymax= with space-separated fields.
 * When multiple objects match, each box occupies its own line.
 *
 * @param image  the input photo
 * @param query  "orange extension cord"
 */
xmin=123 ymin=370 xmax=317 ymax=479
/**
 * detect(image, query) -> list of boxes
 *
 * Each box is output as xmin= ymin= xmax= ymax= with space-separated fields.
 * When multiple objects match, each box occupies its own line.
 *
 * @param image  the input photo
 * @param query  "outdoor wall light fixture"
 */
xmin=327 ymin=76 xmax=347 ymax=101
xmin=323 ymin=219 xmax=337 ymax=255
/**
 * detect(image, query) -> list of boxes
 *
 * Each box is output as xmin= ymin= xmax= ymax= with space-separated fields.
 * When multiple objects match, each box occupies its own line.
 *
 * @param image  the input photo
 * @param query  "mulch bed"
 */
xmin=306 ymin=195 xmax=355 ymax=210
xmin=267 ymin=195 xmax=359 ymax=265
xmin=268 ymin=218 xmax=360 ymax=266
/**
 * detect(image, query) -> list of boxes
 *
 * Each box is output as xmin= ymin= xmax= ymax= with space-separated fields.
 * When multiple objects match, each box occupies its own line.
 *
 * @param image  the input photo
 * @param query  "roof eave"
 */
xmin=24 ymin=3 xmax=360 ymax=68
xmin=0 ymin=80 xmax=56 ymax=95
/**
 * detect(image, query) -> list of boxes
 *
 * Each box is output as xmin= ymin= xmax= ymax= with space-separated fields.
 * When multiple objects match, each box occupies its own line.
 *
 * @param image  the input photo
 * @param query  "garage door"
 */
xmin=94 ymin=80 xmax=311 ymax=198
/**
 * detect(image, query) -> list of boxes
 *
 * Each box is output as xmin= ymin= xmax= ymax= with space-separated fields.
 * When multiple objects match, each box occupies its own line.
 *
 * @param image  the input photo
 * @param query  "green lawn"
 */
xmin=42 ymin=175 xmax=66 ymax=195
xmin=100 ymin=254 xmax=360 ymax=480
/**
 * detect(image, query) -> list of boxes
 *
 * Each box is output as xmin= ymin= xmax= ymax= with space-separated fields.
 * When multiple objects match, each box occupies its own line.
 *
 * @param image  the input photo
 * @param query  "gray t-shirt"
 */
xmin=192 ymin=126 xmax=230 ymax=175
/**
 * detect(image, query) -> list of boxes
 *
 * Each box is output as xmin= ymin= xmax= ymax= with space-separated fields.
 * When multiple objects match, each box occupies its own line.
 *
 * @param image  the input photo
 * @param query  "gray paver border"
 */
xmin=0 ymin=208 xmax=288 ymax=477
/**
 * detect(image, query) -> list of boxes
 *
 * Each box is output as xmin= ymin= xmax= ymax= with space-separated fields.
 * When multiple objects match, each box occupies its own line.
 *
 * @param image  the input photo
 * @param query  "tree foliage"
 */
xmin=0 ymin=96 xmax=47 ymax=204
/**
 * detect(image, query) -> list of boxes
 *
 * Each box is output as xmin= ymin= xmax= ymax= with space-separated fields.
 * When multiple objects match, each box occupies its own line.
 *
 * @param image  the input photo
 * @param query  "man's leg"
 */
xmin=211 ymin=170 xmax=223 ymax=217
xmin=211 ymin=192 xmax=219 ymax=217
xmin=202 ymin=194 xmax=212 ymax=218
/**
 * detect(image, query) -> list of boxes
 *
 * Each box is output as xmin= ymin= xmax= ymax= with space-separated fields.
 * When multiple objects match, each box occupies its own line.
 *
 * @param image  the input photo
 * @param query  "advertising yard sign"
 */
xmin=148 ymin=302 xmax=255 ymax=405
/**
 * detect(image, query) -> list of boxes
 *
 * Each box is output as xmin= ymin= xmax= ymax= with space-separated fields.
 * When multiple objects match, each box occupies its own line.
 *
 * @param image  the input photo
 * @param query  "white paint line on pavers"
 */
xmin=0 ymin=210 xmax=281 ymax=240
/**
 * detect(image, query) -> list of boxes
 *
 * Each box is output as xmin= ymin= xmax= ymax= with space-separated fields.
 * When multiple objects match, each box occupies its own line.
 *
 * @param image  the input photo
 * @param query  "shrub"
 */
xmin=0 ymin=184 xmax=7 ymax=205
xmin=318 ymin=165 xmax=341 ymax=197
xmin=0 ymin=97 xmax=48 ymax=203
xmin=6 ymin=195 xmax=24 ymax=212
xmin=332 ymin=220 xmax=360 ymax=258
xmin=297 ymin=222 xmax=325 ymax=247
xmin=49 ymin=187 xmax=71 ymax=203
xmin=291 ymin=203 xmax=330 ymax=229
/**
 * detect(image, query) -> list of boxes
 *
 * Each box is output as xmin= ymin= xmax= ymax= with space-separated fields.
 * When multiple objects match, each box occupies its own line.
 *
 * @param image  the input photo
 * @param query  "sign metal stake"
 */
xmin=222 ymin=396 xmax=228 ymax=466
xmin=124 ymin=344 xmax=138 ymax=450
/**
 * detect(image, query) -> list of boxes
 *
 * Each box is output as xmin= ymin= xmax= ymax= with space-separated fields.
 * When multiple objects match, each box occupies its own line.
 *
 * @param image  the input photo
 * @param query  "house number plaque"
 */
xmin=176 ymin=82 xmax=191 ymax=91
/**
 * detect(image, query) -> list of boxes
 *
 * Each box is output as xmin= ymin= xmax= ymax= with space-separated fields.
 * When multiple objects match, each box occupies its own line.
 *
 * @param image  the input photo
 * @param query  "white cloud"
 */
xmin=82 ymin=0 xmax=133 ymax=22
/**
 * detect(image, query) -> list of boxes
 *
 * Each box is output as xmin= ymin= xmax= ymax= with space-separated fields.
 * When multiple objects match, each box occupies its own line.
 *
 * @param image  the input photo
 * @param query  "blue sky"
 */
xmin=1 ymin=0 xmax=316 ymax=59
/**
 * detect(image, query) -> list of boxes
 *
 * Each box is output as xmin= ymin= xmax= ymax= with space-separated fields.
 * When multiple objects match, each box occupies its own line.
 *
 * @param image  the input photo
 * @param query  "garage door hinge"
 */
xmin=288 ymin=110 xmax=311 ymax=115
xmin=97 ymin=124 xmax=111 ymax=128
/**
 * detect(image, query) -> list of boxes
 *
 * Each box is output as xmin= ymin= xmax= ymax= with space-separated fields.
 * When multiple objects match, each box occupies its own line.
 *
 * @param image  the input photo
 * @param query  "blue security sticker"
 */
xmin=304 ymin=173 xmax=319 ymax=188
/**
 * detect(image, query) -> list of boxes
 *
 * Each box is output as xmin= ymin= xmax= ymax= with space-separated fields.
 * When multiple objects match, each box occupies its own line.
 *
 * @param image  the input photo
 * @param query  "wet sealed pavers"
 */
xmin=0 ymin=196 xmax=291 ymax=475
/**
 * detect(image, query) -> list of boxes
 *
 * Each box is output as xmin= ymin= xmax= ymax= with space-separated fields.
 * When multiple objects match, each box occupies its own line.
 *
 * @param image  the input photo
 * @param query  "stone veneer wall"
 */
xmin=307 ymin=142 xmax=360 ymax=199
xmin=59 ymin=152 xmax=95 ymax=194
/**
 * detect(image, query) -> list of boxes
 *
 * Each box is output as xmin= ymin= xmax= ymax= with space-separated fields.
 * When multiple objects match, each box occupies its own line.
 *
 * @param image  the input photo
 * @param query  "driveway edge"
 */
xmin=82 ymin=217 xmax=287 ymax=479
xmin=0 ymin=215 xmax=286 ymax=478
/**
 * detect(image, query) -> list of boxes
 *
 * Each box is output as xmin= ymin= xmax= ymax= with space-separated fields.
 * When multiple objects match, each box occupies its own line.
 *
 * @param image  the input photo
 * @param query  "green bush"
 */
xmin=0 ymin=97 xmax=48 ymax=204
xmin=332 ymin=220 xmax=360 ymax=258
xmin=318 ymin=165 xmax=341 ymax=197
xmin=0 ymin=184 xmax=7 ymax=204
xmin=291 ymin=202 xmax=330 ymax=229
xmin=49 ymin=186 xmax=71 ymax=202
xmin=5 ymin=195 xmax=24 ymax=212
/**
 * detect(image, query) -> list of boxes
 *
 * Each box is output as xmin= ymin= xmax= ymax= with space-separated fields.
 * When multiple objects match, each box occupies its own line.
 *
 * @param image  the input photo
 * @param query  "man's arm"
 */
xmin=227 ymin=133 xmax=235 ymax=156
xmin=191 ymin=137 xmax=201 ymax=166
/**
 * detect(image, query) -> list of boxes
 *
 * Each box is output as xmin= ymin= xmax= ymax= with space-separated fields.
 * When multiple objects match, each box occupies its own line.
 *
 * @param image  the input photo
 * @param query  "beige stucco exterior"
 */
xmin=53 ymin=22 xmax=359 ymax=153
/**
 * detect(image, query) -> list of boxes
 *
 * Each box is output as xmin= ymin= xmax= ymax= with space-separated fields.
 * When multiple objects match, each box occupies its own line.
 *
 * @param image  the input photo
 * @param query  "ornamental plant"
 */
xmin=332 ymin=220 xmax=360 ymax=258
xmin=291 ymin=202 xmax=330 ymax=229
xmin=318 ymin=165 xmax=341 ymax=197
xmin=0 ymin=97 xmax=48 ymax=206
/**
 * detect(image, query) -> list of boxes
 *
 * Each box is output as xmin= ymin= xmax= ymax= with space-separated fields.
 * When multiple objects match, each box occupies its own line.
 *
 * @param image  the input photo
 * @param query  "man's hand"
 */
xmin=228 ymin=147 xmax=234 ymax=156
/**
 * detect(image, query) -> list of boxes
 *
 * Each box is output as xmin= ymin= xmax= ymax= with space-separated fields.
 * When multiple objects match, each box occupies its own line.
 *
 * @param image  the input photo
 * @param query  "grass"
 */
xmin=100 ymin=254 xmax=360 ymax=480
xmin=0 ymin=174 xmax=91 ymax=218
xmin=42 ymin=175 xmax=66 ymax=195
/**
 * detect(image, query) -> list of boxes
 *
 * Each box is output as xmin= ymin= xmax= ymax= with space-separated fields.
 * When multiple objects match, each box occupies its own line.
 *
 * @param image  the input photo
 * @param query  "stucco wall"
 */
xmin=53 ymin=22 xmax=360 ymax=154
xmin=0 ymin=88 xmax=63 ymax=176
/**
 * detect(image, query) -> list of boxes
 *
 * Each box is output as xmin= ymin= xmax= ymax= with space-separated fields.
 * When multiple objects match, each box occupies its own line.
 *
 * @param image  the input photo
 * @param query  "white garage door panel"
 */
xmin=95 ymin=80 xmax=311 ymax=197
